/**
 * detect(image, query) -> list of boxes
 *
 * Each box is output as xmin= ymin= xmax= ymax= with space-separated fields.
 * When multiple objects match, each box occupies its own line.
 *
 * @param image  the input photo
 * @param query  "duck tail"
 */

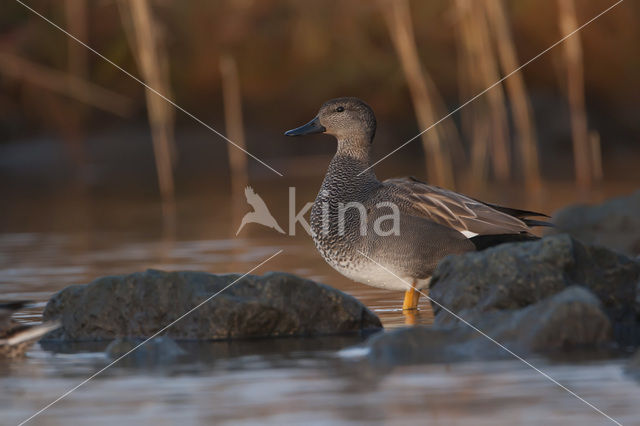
xmin=470 ymin=233 xmax=540 ymax=251
xmin=482 ymin=203 xmax=550 ymax=219
xmin=480 ymin=202 xmax=554 ymax=228
xmin=521 ymin=218 xmax=555 ymax=228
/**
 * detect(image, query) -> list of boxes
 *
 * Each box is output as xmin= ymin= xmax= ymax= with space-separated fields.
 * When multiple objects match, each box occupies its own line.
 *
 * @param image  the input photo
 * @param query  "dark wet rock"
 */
xmin=349 ymin=235 xmax=635 ymax=367
xmin=552 ymin=190 xmax=640 ymax=256
xmin=363 ymin=286 xmax=612 ymax=366
xmin=362 ymin=325 xmax=480 ymax=366
xmin=626 ymin=349 xmax=640 ymax=381
xmin=42 ymin=270 xmax=382 ymax=341
xmin=430 ymin=234 xmax=640 ymax=346
xmin=105 ymin=336 xmax=186 ymax=364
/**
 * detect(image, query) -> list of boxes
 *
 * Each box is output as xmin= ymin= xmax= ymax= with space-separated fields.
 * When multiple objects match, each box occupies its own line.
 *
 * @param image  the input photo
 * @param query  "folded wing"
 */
xmin=383 ymin=177 xmax=551 ymax=237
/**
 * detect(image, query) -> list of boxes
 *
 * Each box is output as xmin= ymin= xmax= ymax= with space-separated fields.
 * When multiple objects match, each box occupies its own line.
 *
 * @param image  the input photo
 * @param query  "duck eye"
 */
xmin=336 ymin=106 xmax=344 ymax=112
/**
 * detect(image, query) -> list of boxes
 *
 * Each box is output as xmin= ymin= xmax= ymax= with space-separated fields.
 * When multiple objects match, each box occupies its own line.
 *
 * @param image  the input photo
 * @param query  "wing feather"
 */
xmin=383 ymin=177 xmax=538 ymax=236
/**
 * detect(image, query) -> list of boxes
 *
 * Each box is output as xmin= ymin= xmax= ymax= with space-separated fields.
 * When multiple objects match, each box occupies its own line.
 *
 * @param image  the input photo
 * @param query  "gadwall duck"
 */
xmin=285 ymin=97 xmax=550 ymax=311
xmin=0 ymin=301 xmax=59 ymax=358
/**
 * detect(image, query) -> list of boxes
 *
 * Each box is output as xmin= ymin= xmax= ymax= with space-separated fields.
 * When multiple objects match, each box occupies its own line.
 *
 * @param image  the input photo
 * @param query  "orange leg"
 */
xmin=402 ymin=284 xmax=420 ymax=311
xmin=404 ymin=311 xmax=417 ymax=325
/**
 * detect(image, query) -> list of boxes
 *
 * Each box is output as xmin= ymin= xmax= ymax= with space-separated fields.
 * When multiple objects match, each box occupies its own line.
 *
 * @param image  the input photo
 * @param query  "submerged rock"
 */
xmin=499 ymin=286 xmax=612 ymax=351
xmin=105 ymin=336 xmax=186 ymax=364
xmin=363 ymin=286 xmax=612 ymax=366
xmin=42 ymin=270 xmax=382 ymax=341
xmin=430 ymin=234 xmax=640 ymax=346
xmin=552 ymin=190 xmax=640 ymax=257
xmin=626 ymin=349 xmax=640 ymax=382
xmin=352 ymin=235 xmax=639 ymax=367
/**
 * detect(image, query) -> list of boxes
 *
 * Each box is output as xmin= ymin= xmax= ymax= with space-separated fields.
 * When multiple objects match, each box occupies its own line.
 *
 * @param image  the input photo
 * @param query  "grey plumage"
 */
xmin=286 ymin=97 xmax=550 ymax=292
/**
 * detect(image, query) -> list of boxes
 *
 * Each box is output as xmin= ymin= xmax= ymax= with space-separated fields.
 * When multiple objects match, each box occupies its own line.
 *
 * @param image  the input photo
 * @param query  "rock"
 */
xmin=483 ymin=286 xmax=613 ymax=352
xmin=626 ymin=349 xmax=640 ymax=381
xmin=552 ymin=190 xmax=640 ymax=257
xmin=362 ymin=325 xmax=479 ymax=366
xmin=105 ymin=336 xmax=186 ymax=364
xmin=349 ymin=235 xmax=633 ymax=368
xmin=430 ymin=234 xmax=640 ymax=346
xmin=42 ymin=270 xmax=382 ymax=341
xmin=362 ymin=286 xmax=612 ymax=366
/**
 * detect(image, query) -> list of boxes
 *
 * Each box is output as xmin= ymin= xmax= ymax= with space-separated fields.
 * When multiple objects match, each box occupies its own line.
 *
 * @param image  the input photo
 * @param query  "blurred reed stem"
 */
xmin=219 ymin=54 xmax=249 ymax=204
xmin=117 ymin=0 xmax=176 ymax=206
xmin=456 ymin=0 xmax=491 ymax=182
xmin=558 ymin=0 xmax=599 ymax=190
xmin=484 ymin=0 xmax=541 ymax=190
xmin=0 ymin=51 xmax=133 ymax=116
xmin=590 ymin=130 xmax=603 ymax=181
xmin=379 ymin=0 xmax=455 ymax=189
xmin=64 ymin=0 xmax=89 ymax=79
xmin=63 ymin=0 xmax=90 ymax=169
xmin=460 ymin=0 xmax=511 ymax=182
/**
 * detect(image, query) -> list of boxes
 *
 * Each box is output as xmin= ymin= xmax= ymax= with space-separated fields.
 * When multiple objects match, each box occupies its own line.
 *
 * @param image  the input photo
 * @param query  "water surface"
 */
xmin=1 ymin=181 xmax=639 ymax=425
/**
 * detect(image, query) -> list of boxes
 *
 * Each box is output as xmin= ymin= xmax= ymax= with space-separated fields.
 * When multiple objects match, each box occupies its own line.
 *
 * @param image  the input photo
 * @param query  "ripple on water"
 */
xmin=1 ymin=186 xmax=639 ymax=424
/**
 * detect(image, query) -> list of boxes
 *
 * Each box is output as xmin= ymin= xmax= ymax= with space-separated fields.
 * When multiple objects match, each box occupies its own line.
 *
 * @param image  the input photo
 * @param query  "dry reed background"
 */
xmin=0 ymin=0 xmax=637 ymax=206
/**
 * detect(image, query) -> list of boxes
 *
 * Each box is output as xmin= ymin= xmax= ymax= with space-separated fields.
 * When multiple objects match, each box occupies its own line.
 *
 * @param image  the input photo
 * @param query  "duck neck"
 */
xmin=311 ymin=137 xmax=379 ymax=240
xmin=336 ymin=137 xmax=371 ymax=161
xmin=320 ymin=137 xmax=379 ymax=200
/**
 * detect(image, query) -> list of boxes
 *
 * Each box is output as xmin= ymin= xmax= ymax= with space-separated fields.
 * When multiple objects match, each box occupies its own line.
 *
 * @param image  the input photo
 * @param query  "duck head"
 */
xmin=285 ymin=97 xmax=376 ymax=145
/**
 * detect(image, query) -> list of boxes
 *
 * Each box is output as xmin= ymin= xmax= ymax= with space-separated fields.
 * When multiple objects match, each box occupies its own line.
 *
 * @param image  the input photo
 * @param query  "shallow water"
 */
xmin=1 ymin=180 xmax=639 ymax=425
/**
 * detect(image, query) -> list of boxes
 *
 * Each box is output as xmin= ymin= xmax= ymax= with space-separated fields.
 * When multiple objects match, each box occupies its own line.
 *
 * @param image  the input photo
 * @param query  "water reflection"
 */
xmin=0 ymin=228 xmax=429 ymax=327
xmin=2 ymin=344 xmax=638 ymax=424
xmin=1 ymin=181 xmax=639 ymax=424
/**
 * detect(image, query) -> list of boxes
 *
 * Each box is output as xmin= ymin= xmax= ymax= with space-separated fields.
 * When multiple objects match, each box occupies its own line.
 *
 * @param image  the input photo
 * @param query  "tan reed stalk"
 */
xmin=473 ymin=1 xmax=511 ymax=181
xmin=379 ymin=0 xmax=455 ymax=189
xmin=423 ymin=65 xmax=467 ymax=168
xmin=219 ymin=54 xmax=249 ymax=201
xmin=455 ymin=0 xmax=490 ymax=183
xmin=0 ymin=51 xmax=133 ymax=116
xmin=589 ymin=130 xmax=603 ymax=181
xmin=558 ymin=0 xmax=594 ymax=190
xmin=64 ymin=0 xmax=89 ymax=78
xmin=118 ymin=0 xmax=176 ymax=203
xmin=484 ymin=0 xmax=541 ymax=189
xmin=63 ymin=0 xmax=90 ymax=168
